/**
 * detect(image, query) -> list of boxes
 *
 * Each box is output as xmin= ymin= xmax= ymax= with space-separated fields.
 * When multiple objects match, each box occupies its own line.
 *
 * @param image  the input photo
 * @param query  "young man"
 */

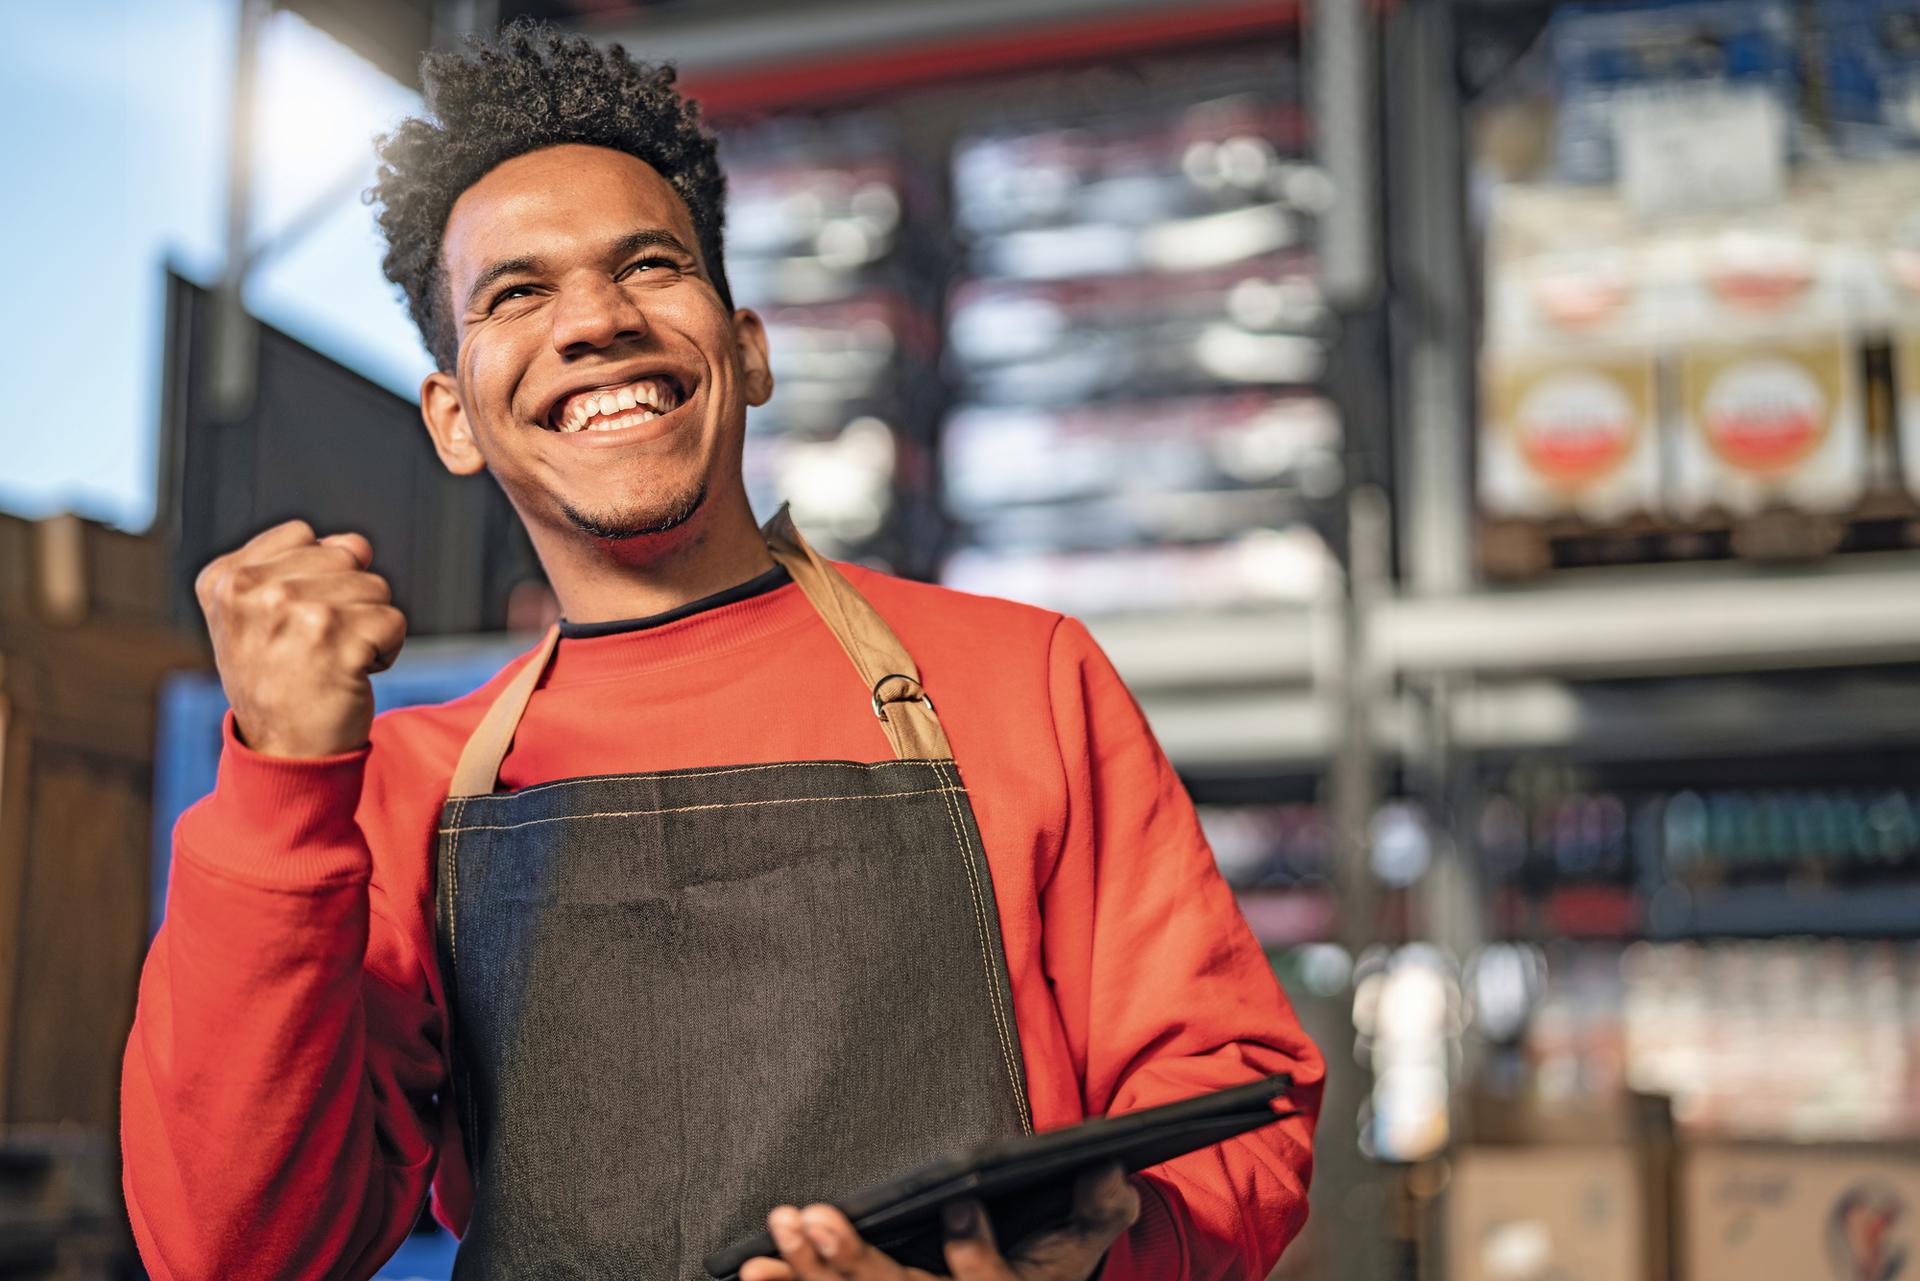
xmin=121 ymin=24 xmax=1322 ymax=1281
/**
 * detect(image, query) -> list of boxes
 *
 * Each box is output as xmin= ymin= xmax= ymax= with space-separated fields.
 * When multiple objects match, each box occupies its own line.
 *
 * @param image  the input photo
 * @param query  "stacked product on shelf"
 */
xmin=1620 ymin=939 xmax=1920 ymax=1138
xmin=1475 ymin=0 xmax=1920 ymax=576
xmin=1476 ymin=775 xmax=1920 ymax=939
xmin=935 ymin=69 xmax=1342 ymax=618
xmin=1504 ymin=938 xmax=1920 ymax=1140
xmin=718 ymin=117 xmax=941 ymax=571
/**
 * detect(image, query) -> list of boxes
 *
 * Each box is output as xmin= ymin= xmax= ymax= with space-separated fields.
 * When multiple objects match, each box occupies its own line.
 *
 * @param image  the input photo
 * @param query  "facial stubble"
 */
xmin=558 ymin=482 xmax=708 ymax=541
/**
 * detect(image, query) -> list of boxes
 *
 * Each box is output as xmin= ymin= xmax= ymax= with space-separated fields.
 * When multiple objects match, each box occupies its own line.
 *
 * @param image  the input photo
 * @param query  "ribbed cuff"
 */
xmin=173 ymin=711 xmax=373 ymax=887
xmin=1099 ymin=1174 xmax=1184 ymax=1281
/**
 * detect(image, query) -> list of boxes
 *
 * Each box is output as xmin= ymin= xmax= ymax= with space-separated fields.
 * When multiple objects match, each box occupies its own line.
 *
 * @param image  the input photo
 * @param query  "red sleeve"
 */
xmin=1039 ymin=617 xmax=1323 ymax=1281
xmin=120 ymin=713 xmax=445 ymax=1281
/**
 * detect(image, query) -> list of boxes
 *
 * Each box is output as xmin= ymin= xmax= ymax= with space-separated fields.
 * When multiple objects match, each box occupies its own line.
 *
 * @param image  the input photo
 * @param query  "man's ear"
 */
xmin=733 ymin=308 xmax=775 ymax=407
xmin=420 ymin=371 xmax=487 ymax=476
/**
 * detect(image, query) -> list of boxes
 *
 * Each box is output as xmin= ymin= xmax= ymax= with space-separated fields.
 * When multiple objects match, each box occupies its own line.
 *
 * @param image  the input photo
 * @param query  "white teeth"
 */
xmin=586 ymin=410 xmax=659 ymax=432
xmin=553 ymin=377 xmax=682 ymax=430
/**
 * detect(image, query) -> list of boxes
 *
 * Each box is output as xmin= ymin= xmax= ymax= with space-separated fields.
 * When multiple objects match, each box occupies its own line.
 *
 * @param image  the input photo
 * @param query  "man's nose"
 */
xmin=551 ymin=273 xmax=647 ymax=356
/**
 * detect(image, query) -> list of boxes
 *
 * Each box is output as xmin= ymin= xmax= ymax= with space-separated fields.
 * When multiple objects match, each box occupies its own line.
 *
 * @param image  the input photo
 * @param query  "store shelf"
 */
xmin=1084 ymin=607 xmax=1332 ymax=771
xmin=1092 ymin=552 xmax=1920 ymax=757
xmin=1446 ymin=671 xmax=1920 ymax=760
xmin=1646 ymin=882 xmax=1920 ymax=941
xmin=1138 ymin=688 xmax=1331 ymax=770
xmin=1085 ymin=568 xmax=1920 ymax=770
xmin=1500 ymin=882 xmax=1920 ymax=941
xmin=1381 ymin=553 xmax=1920 ymax=678
xmin=1088 ymin=605 xmax=1325 ymax=693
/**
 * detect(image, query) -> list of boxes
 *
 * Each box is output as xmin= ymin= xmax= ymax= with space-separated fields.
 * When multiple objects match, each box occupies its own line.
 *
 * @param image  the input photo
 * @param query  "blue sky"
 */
xmin=0 ymin=1 xmax=434 ymax=530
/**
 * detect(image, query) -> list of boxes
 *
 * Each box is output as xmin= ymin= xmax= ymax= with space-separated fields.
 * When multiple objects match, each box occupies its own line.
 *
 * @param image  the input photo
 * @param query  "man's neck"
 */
xmin=534 ymin=494 xmax=777 ymax=626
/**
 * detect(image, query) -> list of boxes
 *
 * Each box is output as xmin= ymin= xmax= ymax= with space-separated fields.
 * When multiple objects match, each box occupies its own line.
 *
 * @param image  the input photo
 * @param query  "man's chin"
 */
xmin=559 ymin=486 xmax=707 ymax=542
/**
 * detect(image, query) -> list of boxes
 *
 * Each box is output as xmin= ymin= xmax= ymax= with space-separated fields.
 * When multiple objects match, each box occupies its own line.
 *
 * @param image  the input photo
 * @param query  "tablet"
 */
xmin=704 ymin=1073 xmax=1296 ymax=1279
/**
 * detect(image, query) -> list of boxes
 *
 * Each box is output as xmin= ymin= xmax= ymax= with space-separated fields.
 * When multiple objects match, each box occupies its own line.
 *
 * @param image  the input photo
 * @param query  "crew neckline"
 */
xmin=558 ymin=563 xmax=793 ymax=639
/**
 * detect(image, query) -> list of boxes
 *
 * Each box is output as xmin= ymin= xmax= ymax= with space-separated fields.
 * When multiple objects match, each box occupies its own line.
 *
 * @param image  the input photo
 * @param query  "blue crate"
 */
xmin=1824 ymin=0 xmax=1920 ymax=153
xmin=1547 ymin=0 xmax=1800 ymax=182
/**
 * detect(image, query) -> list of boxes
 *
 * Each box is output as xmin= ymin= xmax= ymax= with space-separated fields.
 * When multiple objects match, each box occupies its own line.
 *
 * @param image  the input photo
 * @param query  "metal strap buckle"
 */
xmin=870 ymin=673 xmax=936 ymax=722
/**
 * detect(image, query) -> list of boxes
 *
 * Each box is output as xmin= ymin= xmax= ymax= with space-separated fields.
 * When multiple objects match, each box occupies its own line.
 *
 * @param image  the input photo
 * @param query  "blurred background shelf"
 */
xmin=1647 ymin=882 xmax=1920 ymax=940
xmin=1087 ymin=605 xmax=1327 ymax=691
xmin=1499 ymin=882 xmax=1920 ymax=941
xmin=1446 ymin=669 xmax=1920 ymax=759
xmin=1382 ymin=552 xmax=1920 ymax=677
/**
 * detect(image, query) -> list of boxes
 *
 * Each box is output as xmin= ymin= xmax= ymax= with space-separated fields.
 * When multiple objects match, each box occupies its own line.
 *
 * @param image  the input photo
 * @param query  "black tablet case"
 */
xmin=705 ymin=1073 xmax=1296 ymax=1279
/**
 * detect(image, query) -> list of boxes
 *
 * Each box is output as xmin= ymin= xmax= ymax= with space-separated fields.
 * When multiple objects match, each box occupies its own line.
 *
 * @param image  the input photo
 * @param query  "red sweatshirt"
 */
xmin=121 ymin=566 xmax=1322 ymax=1280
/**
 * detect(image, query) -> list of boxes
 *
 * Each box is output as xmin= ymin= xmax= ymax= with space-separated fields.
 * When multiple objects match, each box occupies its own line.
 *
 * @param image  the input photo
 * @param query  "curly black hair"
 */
xmin=367 ymin=21 xmax=732 ymax=371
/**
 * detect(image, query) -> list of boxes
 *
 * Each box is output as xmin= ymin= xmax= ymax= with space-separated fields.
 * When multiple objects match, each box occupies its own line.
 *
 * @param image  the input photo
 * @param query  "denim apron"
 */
xmin=435 ymin=508 xmax=1033 ymax=1278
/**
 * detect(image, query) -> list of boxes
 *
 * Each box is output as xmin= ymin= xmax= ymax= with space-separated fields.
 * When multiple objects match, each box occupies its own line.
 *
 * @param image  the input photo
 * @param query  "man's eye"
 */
xmin=491 ymin=284 xmax=534 ymax=308
xmin=623 ymin=255 xmax=682 ymax=277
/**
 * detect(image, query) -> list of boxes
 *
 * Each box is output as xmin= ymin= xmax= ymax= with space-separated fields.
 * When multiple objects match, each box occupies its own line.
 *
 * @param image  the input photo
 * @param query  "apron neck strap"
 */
xmin=762 ymin=503 xmax=949 ymax=763
xmin=449 ymin=623 xmax=560 ymax=799
xmin=447 ymin=504 xmax=948 ymax=799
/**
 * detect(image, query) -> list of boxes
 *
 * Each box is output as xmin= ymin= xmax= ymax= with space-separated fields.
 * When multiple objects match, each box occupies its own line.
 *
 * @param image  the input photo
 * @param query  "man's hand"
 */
xmin=739 ymin=1163 xmax=1140 ymax=1281
xmin=195 ymin=519 xmax=406 ymax=759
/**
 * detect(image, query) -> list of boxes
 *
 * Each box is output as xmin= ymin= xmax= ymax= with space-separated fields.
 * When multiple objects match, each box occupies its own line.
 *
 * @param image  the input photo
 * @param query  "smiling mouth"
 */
xmin=545 ymin=374 xmax=689 ymax=433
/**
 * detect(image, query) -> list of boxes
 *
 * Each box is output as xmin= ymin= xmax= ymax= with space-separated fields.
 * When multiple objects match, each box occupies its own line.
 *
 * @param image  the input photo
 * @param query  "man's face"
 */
xmin=421 ymin=143 xmax=770 ymax=544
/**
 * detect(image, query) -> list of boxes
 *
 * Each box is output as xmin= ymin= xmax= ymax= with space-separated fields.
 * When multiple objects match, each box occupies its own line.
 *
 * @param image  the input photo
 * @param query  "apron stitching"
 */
xmin=436 ymin=786 xmax=966 ymax=834
xmin=446 ymin=797 xmax=463 ymax=966
xmin=945 ymin=760 xmax=1028 ymax=1133
xmin=458 ymin=758 xmax=930 ymax=803
xmin=447 ymin=797 xmax=482 ymax=1174
xmin=932 ymin=759 xmax=1031 ymax=1134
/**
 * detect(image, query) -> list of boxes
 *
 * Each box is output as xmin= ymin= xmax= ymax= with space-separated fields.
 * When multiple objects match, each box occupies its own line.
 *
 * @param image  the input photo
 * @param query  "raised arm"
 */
xmin=120 ymin=522 xmax=441 ymax=1280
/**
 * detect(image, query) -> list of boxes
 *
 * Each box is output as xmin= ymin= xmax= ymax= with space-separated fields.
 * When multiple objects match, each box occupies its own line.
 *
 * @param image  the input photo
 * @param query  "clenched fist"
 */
xmin=195 ymin=519 xmax=408 ymax=759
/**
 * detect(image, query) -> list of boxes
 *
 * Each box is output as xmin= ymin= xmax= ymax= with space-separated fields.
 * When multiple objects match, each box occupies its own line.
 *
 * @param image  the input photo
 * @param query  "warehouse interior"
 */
xmin=2 ymin=0 xmax=1919 ymax=1277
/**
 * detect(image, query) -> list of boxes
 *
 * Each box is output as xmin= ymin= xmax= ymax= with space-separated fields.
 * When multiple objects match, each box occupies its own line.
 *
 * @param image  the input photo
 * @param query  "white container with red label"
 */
xmin=1482 ymin=350 xmax=1661 ymax=520
xmin=1673 ymin=337 xmax=1864 ymax=516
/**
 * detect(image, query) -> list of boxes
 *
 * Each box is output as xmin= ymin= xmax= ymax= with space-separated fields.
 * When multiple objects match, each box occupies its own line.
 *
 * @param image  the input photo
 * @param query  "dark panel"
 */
xmin=161 ymin=272 xmax=541 ymax=639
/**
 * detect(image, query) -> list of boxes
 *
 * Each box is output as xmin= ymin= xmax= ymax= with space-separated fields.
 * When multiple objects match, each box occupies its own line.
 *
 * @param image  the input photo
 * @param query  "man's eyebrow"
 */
xmin=611 ymin=227 xmax=699 ymax=264
xmin=462 ymin=230 xmax=700 ymax=312
xmin=464 ymin=254 xmax=545 ymax=311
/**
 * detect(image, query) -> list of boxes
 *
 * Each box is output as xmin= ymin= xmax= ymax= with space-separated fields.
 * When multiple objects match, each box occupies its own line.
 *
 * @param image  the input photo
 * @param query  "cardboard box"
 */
xmin=1449 ymin=1146 xmax=1645 ymax=1281
xmin=1682 ymin=1145 xmax=1920 ymax=1281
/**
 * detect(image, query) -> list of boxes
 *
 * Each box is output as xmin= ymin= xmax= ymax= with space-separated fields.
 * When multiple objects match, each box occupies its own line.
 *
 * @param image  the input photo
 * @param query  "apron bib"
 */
xmin=434 ymin=508 xmax=1032 ymax=1278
